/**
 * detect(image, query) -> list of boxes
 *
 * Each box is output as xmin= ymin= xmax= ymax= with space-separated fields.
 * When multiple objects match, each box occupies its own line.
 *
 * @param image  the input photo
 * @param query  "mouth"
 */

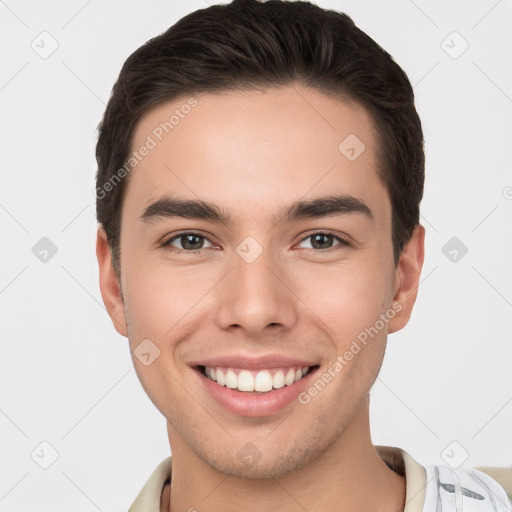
xmin=190 ymin=354 xmax=321 ymax=416
xmin=197 ymin=364 xmax=320 ymax=394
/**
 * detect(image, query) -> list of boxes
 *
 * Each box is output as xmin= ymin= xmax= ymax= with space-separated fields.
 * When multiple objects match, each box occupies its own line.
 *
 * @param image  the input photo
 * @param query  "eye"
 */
xmin=296 ymin=231 xmax=351 ymax=251
xmin=160 ymin=230 xmax=351 ymax=254
xmin=160 ymin=231 xmax=215 ymax=253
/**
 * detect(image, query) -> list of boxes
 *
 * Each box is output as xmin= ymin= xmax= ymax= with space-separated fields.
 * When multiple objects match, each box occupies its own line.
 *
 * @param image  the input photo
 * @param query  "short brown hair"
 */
xmin=95 ymin=0 xmax=424 ymax=275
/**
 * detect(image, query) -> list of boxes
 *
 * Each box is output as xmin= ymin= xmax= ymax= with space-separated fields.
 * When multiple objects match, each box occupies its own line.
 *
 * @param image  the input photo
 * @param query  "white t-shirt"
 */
xmin=127 ymin=445 xmax=511 ymax=512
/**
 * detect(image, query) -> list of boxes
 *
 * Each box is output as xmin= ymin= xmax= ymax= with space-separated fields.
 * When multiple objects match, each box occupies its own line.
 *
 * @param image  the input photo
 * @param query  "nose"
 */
xmin=215 ymin=241 xmax=299 ymax=337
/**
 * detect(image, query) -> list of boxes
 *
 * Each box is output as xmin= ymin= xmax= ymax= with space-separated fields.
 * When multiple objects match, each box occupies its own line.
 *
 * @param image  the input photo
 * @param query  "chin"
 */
xmin=200 ymin=442 xmax=318 ymax=480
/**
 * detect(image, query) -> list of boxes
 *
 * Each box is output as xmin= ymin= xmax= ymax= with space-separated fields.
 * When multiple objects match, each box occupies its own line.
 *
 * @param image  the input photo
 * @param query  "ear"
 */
xmin=96 ymin=227 xmax=128 ymax=337
xmin=387 ymin=224 xmax=425 ymax=334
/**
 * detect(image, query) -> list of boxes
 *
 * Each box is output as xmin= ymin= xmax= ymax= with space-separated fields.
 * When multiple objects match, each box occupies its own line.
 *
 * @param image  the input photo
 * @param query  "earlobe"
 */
xmin=387 ymin=224 xmax=425 ymax=334
xmin=96 ymin=227 xmax=128 ymax=337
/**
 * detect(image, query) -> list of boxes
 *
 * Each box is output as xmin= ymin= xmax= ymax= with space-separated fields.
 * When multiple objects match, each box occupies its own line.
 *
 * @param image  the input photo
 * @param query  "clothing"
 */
xmin=127 ymin=445 xmax=511 ymax=512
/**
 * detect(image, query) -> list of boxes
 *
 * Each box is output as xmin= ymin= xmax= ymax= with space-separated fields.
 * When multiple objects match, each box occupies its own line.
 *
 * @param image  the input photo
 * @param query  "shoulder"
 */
xmin=422 ymin=463 xmax=511 ymax=512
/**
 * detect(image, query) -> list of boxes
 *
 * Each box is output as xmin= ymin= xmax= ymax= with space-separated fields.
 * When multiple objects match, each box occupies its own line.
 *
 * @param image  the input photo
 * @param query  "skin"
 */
xmin=97 ymin=85 xmax=425 ymax=512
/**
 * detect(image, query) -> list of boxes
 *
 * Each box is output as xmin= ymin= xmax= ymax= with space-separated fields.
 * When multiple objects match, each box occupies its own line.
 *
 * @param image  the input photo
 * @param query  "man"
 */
xmin=94 ymin=0 xmax=510 ymax=510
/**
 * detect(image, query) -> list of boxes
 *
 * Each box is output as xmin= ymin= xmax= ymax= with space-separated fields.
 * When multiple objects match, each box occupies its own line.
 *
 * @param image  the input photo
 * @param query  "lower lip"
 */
xmin=194 ymin=366 xmax=319 ymax=417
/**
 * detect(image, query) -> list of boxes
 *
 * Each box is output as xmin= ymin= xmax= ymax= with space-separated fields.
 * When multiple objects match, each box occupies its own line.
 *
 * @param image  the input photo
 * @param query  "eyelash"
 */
xmin=159 ymin=230 xmax=352 ymax=254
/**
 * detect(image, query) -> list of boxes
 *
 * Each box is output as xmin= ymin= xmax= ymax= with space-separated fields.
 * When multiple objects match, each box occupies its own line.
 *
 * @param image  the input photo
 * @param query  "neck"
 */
xmin=163 ymin=401 xmax=406 ymax=512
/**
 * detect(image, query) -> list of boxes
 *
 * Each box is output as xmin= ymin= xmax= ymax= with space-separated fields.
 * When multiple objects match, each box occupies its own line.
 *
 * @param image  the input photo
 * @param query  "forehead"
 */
xmin=124 ymin=86 xmax=389 ymax=228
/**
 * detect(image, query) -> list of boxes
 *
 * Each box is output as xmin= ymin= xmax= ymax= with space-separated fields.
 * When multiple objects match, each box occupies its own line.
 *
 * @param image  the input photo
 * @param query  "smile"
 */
xmin=200 ymin=365 xmax=316 ymax=393
xmin=194 ymin=363 xmax=320 ymax=417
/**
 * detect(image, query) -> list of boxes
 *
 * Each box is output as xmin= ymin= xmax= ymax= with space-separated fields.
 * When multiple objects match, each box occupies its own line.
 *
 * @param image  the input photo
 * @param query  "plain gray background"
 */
xmin=1 ymin=0 xmax=511 ymax=510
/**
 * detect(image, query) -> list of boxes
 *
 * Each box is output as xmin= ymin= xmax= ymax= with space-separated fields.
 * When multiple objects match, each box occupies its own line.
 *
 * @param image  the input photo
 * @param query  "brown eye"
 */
xmin=162 ymin=232 xmax=214 ymax=253
xmin=297 ymin=232 xmax=350 ymax=251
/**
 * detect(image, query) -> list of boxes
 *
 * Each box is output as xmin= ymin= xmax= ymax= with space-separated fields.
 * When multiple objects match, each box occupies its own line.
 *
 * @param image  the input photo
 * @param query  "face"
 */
xmin=97 ymin=85 xmax=424 ymax=478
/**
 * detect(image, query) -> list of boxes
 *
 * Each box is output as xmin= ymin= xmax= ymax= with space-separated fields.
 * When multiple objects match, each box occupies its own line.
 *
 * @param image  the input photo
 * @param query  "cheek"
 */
xmin=121 ymin=266 xmax=188 ymax=413
xmin=295 ymin=260 xmax=393 ymax=340
xmin=122 ymin=255 xmax=221 ymax=354
xmin=124 ymin=270 xmax=189 ymax=342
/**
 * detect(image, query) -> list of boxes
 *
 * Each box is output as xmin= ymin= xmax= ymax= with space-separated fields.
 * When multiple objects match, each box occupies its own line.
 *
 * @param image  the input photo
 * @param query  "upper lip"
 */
xmin=188 ymin=354 xmax=318 ymax=370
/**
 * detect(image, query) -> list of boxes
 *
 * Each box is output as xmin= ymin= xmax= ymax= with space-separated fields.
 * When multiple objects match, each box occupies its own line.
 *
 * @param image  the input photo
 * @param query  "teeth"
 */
xmin=238 ymin=370 xmax=254 ymax=391
xmin=216 ymin=368 xmax=226 ymax=386
xmin=254 ymin=371 xmax=273 ymax=392
xmin=203 ymin=365 xmax=312 ymax=392
xmin=225 ymin=369 xmax=238 ymax=388
xmin=284 ymin=368 xmax=296 ymax=386
xmin=273 ymin=370 xmax=285 ymax=389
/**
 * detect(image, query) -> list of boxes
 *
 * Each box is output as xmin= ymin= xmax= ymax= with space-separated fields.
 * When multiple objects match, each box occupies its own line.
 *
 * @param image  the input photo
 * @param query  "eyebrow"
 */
xmin=138 ymin=194 xmax=373 ymax=226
